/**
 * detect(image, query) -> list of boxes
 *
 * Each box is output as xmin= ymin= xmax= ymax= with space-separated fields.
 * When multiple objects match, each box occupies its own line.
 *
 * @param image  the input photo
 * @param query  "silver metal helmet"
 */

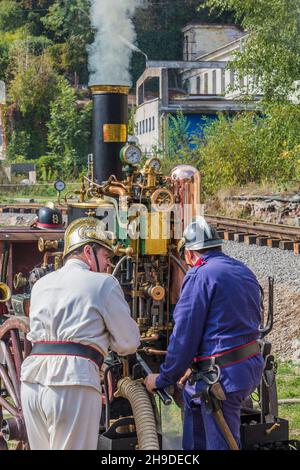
xmin=63 ymin=217 xmax=116 ymax=259
xmin=182 ymin=216 xmax=223 ymax=251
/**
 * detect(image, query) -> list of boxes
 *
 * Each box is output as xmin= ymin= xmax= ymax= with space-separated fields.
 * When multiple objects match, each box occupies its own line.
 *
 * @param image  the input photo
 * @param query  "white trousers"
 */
xmin=21 ymin=382 xmax=102 ymax=450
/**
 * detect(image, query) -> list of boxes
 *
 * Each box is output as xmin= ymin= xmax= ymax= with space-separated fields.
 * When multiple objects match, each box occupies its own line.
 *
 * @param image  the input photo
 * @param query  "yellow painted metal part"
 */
xmin=103 ymin=124 xmax=127 ymax=143
xmin=145 ymin=212 xmax=168 ymax=255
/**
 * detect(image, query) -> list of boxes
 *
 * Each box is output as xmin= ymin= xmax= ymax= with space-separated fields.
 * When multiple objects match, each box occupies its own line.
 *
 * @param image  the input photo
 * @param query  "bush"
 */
xmin=47 ymin=77 xmax=92 ymax=178
xmin=37 ymin=155 xmax=61 ymax=182
xmin=158 ymin=104 xmax=300 ymax=197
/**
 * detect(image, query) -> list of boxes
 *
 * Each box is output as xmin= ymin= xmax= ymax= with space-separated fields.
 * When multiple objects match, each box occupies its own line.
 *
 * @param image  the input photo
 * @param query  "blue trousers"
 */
xmin=182 ymin=387 xmax=252 ymax=450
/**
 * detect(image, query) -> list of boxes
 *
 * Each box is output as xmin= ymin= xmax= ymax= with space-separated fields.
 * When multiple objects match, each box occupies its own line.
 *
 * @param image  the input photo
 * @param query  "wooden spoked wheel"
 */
xmin=0 ymin=316 xmax=31 ymax=450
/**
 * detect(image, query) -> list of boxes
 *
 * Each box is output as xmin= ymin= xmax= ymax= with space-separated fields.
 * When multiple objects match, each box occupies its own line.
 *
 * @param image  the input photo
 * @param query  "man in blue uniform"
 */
xmin=145 ymin=216 xmax=264 ymax=450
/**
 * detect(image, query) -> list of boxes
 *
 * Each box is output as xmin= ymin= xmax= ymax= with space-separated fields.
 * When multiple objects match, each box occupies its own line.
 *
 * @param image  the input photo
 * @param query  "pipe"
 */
xmin=116 ymin=377 xmax=160 ymax=450
xmin=112 ymin=256 xmax=127 ymax=277
xmin=141 ymin=348 xmax=167 ymax=356
xmin=170 ymin=253 xmax=188 ymax=274
xmin=90 ymin=85 xmax=129 ymax=184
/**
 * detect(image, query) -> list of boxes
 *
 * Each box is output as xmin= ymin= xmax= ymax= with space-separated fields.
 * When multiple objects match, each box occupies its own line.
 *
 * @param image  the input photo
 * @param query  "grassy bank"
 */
xmin=0 ymin=182 xmax=80 ymax=204
xmin=160 ymin=361 xmax=300 ymax=444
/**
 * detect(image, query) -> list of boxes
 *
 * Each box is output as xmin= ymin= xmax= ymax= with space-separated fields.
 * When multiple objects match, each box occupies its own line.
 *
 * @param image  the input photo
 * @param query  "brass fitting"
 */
xmin=13 ymin=273 xmax=27 ymax=290
xmin=113 ymin=245 xmax=134 ymax=257
xmin=38 ymin=238 xmax=59 ymax=253
xmin=149 ymin=285 xmax=165 ymax=301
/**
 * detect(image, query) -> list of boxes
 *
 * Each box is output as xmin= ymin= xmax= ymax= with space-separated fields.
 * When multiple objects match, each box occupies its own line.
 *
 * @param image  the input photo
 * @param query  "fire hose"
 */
xmin=116 ymin=377 xmax=160 ymax=450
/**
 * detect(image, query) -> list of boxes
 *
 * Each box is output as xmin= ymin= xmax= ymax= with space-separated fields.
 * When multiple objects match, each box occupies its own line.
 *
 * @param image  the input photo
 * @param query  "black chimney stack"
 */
xmin=90 ymin=85 xmax=129 ymax=184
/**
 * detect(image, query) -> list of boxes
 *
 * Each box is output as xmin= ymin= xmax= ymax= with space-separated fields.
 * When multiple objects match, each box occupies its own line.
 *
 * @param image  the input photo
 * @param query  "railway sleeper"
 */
xmin=279 ymin=240 xmax=294 ymax=251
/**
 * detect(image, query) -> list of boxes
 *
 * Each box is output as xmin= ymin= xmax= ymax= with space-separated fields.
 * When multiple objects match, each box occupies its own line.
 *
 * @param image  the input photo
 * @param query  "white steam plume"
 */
xmin=88 ymin=0 xmax=139 ymax=86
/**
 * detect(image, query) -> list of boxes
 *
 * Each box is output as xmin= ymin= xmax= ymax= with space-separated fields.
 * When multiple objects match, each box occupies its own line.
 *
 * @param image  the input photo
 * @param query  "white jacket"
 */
xmin=21 ymin=259 xmax=140 ymax=392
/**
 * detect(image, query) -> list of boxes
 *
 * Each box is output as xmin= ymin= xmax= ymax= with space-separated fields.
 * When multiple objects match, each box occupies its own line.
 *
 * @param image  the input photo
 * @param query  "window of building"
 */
xmin=149 ymin=117 xmax=151 ymax=132
xmin=142 ymin=120 xmax=145 ymax=134
xmin=146 ymin=119 xmax=148 ymax=133
xmin=230 ymin=69 xmax=235 ymax=87
xmin=196 ymin=76 xmax=201 ymax=94
xmin=184 ymin=36 xmax=189 ymax=60
xmin=204 ymin=73 xmax=208 ymax=94
xmin=212 ymin=70 xmax=217 ymax=94
xmin=221 ymin=69 xmax=226 ymax=94
xmin=152 ymin=117 xmax=155 ymax=131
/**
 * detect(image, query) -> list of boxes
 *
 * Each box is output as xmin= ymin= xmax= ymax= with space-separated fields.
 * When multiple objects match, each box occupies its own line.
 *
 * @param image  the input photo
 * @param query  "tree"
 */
xmin=5 ymin=47 xmax=59 ymax=160
xmin=0 ymin=1 xmax=24 ymax=32
xmin=41 ymin=0 xmax=92 ymax=82
xmin=47 ymin=77 xmax=92 ymax=178
xmin=9 ymin=48 xmax=58 ymax=119
xmin=131 ymin=0 xmax=235 ymax=85
xmin=203 ymin=0 xmax=300 ymax=101
xmin=197 ymin=105 xmax=300 ymax=196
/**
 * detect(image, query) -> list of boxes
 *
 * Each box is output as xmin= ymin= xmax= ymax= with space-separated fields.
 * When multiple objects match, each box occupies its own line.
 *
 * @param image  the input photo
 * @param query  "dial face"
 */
xmin=149 ymin=158 xmax=161 ymax=172
xmin=54 ymin=180 xmax=66 ymax=192
xmin=151 ymin=188 xmax=174 ymax=212
xmin=124 ymin=145 xmax=142 ymax=165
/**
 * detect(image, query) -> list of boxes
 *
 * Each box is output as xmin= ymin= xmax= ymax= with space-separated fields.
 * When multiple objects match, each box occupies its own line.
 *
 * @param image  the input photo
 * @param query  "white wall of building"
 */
xmin=182 ymin=24 xmax=244 ymax=61
xmin=135 ymin=98 xmax=160 ymax=155
xmin=181 ymin=38 xmax=257 ymax=99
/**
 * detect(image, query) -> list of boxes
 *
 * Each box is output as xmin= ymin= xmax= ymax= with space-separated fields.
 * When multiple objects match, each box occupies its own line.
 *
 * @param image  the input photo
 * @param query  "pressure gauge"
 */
xmin=120 ymin=144 xmax=142 ymax=166
xmin=148 ymin=157 xmax=161 ymax=173
xmin=151 ymin=188 xmax=175 ymax=212
xmin=54 ymin=180 xmax=66 ymax=192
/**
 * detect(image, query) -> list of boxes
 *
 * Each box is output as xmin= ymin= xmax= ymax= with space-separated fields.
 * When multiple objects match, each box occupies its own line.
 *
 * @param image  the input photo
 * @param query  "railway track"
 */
xmin=205 ymin=215 xmax=300 ymax=255
xmin=1 ymin=205 xmax=300 ymax=254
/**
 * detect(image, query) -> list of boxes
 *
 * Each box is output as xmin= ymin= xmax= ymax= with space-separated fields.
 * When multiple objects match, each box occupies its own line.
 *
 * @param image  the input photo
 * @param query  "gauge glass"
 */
xmin=125 ymin=145 xmax=142 ymax=165
xmin=149 ymin=158 xmax=161 ymax=172
xmin=54 ymin=180 xmax=66 ymax=192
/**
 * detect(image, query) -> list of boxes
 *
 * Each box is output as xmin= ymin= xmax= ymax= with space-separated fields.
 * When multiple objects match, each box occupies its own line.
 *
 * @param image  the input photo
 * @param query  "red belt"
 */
xmin=193 ymin=340 xmax=261 ymax=370
xmin=30 ymin=341 xmax=104 ymax=369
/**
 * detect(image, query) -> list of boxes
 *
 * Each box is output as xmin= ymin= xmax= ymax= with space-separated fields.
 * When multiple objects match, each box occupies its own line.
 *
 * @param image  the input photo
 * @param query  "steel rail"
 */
xmin=205 ymin=215 xmax=300 ymax=242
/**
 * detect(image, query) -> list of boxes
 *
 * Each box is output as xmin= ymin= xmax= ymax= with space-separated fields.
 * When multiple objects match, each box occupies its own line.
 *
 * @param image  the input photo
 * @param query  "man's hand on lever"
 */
xmin=178 ymin=368 xmax=192 ymax=386
xmin=144 ymin=373 xmax=159 ymax=393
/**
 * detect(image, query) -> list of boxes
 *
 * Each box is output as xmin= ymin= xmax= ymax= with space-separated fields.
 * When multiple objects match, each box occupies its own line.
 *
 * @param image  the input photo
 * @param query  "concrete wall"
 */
xmin=182 ymin=24 xmax=244 ymax=61
xmin=182 ymin=46 xmax=254 ymax=98
xmin=135 ymin=98 xmax=160 ymax=155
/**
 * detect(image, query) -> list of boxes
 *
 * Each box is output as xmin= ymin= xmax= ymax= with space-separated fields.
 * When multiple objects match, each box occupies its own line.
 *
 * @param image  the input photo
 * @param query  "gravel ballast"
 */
xmin=223 ymin=241 xmax=300 ymax=362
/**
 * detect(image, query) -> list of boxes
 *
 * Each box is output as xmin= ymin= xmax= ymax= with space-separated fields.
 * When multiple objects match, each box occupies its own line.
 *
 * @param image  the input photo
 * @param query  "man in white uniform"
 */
xmin=20 ymin=217 xmax=140 ymax=450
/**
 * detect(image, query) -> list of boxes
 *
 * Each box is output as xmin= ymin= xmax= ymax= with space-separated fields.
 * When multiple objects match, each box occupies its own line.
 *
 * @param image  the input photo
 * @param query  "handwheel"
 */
xmin=0 ymin=316 xmax=31 ymax=450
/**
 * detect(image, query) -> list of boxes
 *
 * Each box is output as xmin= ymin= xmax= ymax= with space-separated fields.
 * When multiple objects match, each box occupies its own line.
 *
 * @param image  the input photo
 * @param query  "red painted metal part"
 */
xmin=0 ymin=227 xmax=64 ymax=294
xmin=0 ymin=316 xmax=31 ymax=449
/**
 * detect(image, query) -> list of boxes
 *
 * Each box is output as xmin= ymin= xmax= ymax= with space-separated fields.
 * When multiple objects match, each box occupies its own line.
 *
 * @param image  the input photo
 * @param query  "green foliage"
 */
xmin=42 ymin=0 xmax=92 ymax=81
xmin=36 ymin=155 xmax=61 ymax=182
xmin=8 ymin=48 xmax=58 ymax=118
xmin=166 ymin=111 xmax=197 ymax=161
xmin=203 ymin=0 xmax=300 ymax=101
xmin=0 ymin=1 xmax=24 ymax=32
xmin=198 ymin=105 xmax=300 ymax=196
xmin=132 ymin=0 xmax=234 ymax=84
xmin=47 ymin=78 xmax=92 ymax=179
xmin=4 ymin=48 xmax=60 ymax=161
xmin=159 ymin=106 xmax=300 ymax=196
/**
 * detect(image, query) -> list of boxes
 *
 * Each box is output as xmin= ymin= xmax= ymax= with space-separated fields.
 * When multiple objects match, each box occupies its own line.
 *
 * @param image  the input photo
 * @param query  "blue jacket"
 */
xmin=156 ymin=250 xmax=264 ymax=393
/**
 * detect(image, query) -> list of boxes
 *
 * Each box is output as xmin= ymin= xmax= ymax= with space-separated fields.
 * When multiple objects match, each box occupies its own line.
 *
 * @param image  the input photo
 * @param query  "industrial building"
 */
xmin=135 ymin=23 xmax=262 ymax=155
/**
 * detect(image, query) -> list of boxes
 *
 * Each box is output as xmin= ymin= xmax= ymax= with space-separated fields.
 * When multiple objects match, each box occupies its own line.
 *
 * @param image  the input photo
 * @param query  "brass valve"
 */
xmin=13 ymin=273 xmax=28 ymax=290
xmin=113 ymin=245 xmax=134 ymax=257
xmin=38 ymin=238 xmax=59 ymax=253
xmin=85 ymin=210 xmax=96 ymax=217
xmin=149 ymin=285 xmax=165 ymax=301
